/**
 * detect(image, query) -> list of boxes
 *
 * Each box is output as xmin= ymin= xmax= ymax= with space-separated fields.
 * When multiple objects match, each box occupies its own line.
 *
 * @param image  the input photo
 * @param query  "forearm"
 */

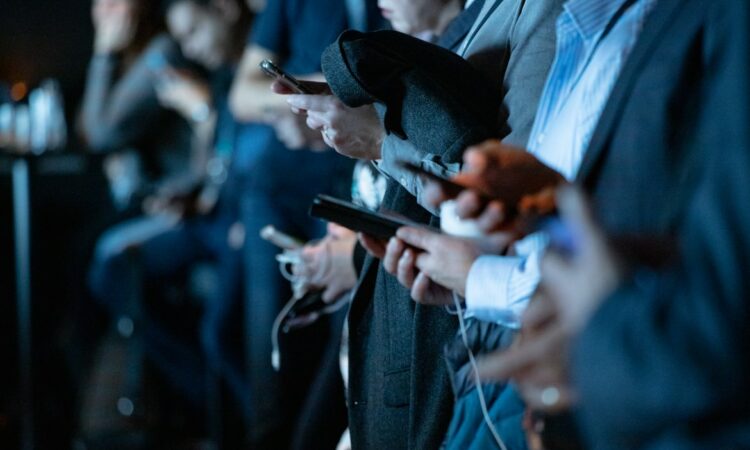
xmin=80 ymin=55 xmax=120 ymax=151
xmin=82 ymin=37 xmax=173 ymax=151
xmin=229 ymin=46 xmax=288 ymax=122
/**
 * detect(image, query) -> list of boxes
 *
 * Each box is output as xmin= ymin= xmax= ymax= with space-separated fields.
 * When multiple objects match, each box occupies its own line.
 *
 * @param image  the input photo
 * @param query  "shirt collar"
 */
xmin=563 ymin=0 xmax=631 ymax=41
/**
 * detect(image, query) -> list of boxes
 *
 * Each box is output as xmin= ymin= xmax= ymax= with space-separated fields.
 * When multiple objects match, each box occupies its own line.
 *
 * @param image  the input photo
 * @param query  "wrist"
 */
xmin=190 ymin=102 xmax=213 ymax=123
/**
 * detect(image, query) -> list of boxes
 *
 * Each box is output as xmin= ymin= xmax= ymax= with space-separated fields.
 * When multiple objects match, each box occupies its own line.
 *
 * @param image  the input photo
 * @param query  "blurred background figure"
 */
xmin=80 ymin=0 xmax=194 ymax=211
xmin=78 ymin=0 xmax=253 ymax=448
xmin=227 ymin=0 xmax=383 ymax=447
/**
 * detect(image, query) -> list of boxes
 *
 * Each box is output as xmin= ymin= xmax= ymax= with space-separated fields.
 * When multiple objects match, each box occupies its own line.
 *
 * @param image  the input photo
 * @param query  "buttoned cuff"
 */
xmin=377 ymin=135 xmax=462 ymax=215
xmin=465 ymin=254 xmax=539 ymax=328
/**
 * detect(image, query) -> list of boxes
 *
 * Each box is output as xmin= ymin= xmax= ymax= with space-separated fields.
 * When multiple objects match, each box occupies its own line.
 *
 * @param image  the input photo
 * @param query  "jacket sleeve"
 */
xmin=80 ymin=35 xmax=180 ymax=152
xmin=573 ymin=3 xmax=750 ymax=447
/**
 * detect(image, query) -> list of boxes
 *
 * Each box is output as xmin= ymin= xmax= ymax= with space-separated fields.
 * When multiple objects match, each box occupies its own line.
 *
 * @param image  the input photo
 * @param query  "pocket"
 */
xmin=383 ymin=367 xmax=411 ymax=407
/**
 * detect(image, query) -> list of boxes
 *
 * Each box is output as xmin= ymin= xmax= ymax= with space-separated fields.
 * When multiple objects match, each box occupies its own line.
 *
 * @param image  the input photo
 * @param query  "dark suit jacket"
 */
xmin=342 ymin=1 xmax=561 ymax=449
xmin=572 ymin=0 xmax=750 ymax=448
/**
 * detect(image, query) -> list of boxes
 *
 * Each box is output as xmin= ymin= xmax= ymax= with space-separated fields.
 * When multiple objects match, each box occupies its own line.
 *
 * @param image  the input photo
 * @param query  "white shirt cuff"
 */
xmin=464 ymin=250 xmax=543 ymax=328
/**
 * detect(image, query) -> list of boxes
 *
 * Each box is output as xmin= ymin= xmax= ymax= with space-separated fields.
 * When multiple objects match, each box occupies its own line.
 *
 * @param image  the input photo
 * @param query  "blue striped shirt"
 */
xmin=466 ymin=0 xmax=658 ymax=327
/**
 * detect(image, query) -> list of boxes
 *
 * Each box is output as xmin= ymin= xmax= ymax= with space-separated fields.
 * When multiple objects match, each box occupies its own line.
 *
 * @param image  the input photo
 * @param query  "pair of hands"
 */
xmin=360 ymin=139 xmax=566 ymax=306
xmin=355 ymin=140 xmax=623 ymax=415
xmin=475 ymin=187 xmax=622 ymax=413
xmin=283 ymin=224 xmax=358 ymax=329
xmin=361 ymin=229 xmax=511 ymax=304
xmin=271 ymin=80 xmax=385 ymax=159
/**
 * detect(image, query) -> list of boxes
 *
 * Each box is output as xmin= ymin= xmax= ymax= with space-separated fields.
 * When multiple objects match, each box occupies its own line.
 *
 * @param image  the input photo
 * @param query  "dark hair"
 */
xmin=163 ymin=0 xmax=253 ymax=63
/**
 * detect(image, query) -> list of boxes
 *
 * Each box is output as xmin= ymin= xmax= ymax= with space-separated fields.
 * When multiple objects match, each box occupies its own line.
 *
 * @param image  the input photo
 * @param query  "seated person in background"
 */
xmin=79 ymin=0 xmax=194 ymax=211
xmin=86 ymin=0 xmax=252 ymax=435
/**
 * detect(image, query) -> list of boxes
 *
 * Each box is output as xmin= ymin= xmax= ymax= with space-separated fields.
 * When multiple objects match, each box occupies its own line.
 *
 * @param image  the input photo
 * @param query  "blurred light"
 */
xmin=116 ymin=316 xmax=134 ymax=338
xmin=11 ymin=82 xmax=27 ymax=101
xmin=117 ymin=397 xmax=135 ymax=417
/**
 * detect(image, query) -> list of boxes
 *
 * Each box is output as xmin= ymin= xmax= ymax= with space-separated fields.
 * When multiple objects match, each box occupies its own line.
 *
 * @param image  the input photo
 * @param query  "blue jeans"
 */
xmin=88 ymin=212 xmax=241 ymax=407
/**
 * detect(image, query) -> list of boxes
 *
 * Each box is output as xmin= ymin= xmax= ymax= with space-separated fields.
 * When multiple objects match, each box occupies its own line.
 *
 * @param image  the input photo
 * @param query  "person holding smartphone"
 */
xmin=227 ymin=0 xmax=383 ymax=447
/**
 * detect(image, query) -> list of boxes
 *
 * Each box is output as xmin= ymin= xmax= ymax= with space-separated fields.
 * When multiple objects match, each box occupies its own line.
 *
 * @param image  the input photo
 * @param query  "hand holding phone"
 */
xmin=309 ymin=194 xmax=422 ymax=240
xmin=259 ymin=59 xmax=313 ymax=94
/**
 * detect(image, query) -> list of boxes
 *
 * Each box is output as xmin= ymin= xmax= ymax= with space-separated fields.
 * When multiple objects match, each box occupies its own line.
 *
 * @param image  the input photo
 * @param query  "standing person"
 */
xmin=270 ymin=2 xmax=483 ymax=448
xmin=277 ymin=0 xmax=562 ymax=447
xmin=228 ymin=0 xmax=382 ymax=447
xmin=473 ymin=0 xmax=750 ymax=449
xmin=379 ymin=0 xmax=663 ymax=446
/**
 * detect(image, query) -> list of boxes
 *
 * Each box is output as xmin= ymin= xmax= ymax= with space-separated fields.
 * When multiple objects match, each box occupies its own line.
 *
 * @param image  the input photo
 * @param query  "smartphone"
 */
xmin=260 ymin=225 xmax=305 ymax=250
xmin=309 ymin=194 xmax=419 ymax=240
xmin=259 ymin=59 xmax=313 ymax=94
xmin=397 ymin=161 xmax=476 ymax=199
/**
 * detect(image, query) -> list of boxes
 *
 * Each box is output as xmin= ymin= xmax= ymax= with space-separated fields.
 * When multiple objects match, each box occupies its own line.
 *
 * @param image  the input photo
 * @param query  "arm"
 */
xmin=80 ymin=35 xmax=178 ymax=152
xmin=229 ymin=0 xmax=291 ymax=122
xmin=153 ymin=68 xmax=216 ymax=178
xmin=376 ymin=135 xmax=462 ymax=214
xmin=228 ymin=44 xmax=287 ymax=122
xmin=573 ymin=5 xmax=750 ymax=444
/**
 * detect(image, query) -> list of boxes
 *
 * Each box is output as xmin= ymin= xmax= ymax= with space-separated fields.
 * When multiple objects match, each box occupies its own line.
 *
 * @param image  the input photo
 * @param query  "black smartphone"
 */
xmin=259 ymin=59 xmax=313 ymax=94
xmin=396 ymin=161 xmax=476 ymax=199
xmin=309 ymin=194 xmax=417 ymax=240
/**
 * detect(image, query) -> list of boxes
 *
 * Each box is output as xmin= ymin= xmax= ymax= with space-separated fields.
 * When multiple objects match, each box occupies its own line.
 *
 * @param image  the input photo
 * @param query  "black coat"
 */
xmin=336 ymin=0 xmax=562 ymax=447
xmin=572 ymin=0 xmax=750 ymax=448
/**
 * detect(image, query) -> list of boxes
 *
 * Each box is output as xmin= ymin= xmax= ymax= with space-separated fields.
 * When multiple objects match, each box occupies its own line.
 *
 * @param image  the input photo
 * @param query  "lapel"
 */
xmin=458 ymin=0 xmax=504 ymax=56
xmin=575 ymin=0 xmax=685 ymax=183
xmin=437 ymin=0 xmax=487 ymax=52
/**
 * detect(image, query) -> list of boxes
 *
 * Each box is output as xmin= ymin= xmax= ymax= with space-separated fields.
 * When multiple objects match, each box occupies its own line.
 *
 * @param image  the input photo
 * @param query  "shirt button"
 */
xmin=537 ymin=133 xmax=546 ymax=145
xmin=399 ymin=177 xmax=407 ymax=186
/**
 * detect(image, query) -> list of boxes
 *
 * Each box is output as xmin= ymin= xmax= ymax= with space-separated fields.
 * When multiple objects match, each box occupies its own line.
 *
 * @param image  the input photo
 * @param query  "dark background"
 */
xmin=1 ymin=2 xmax=110 ymax=448
xmin=0 ymin=0 xmax=95 ymax=113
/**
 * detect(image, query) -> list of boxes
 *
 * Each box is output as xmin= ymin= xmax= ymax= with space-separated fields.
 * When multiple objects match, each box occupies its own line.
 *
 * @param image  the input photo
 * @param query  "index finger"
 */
xmin=396 ymin=226 xmax=441 ymax=251
xmin=286 ymin=94 xmax=336 ymax=113
xmin=271 ymin=80 xmax=297 ymax=95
